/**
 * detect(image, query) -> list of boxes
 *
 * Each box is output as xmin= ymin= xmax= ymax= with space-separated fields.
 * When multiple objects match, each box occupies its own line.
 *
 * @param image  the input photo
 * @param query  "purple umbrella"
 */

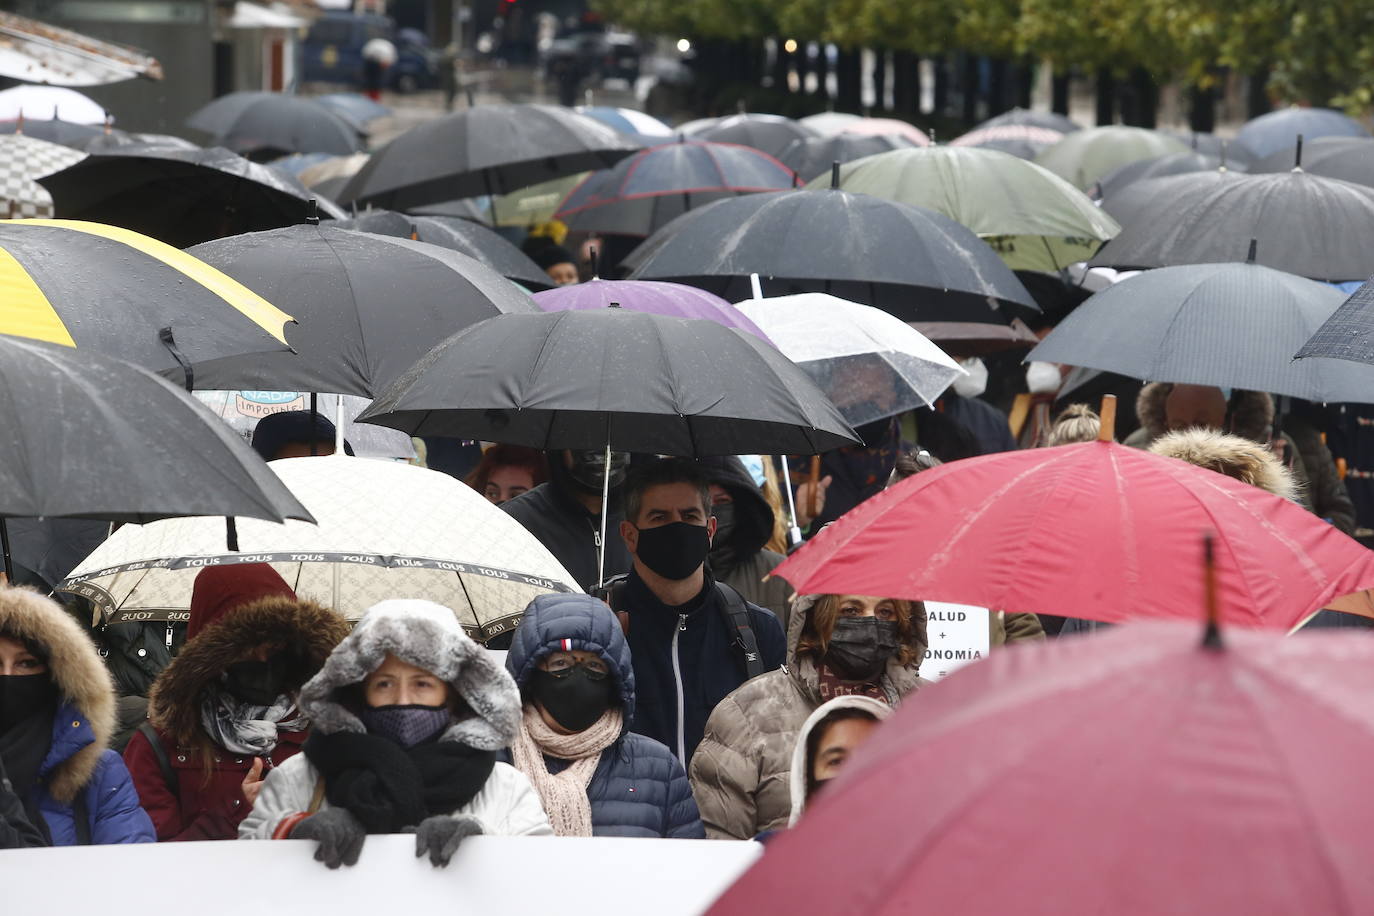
xmin=533 ymin=279 xmax=774 ymax=344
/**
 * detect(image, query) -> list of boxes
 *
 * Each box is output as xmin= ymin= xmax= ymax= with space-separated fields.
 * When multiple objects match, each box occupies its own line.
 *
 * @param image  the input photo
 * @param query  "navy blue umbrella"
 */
xmin=1236 ymin=107 xmax=1370 ymax=159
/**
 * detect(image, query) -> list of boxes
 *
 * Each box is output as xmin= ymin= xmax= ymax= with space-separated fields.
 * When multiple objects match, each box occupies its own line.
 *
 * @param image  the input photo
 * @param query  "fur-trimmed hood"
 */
xmin=1135 ymin=382 xmax=1274 ymax=444
xmin=786 ymin=593 xmax=928 ymax=705
xmin=788 ymin=695 xmax=891 ymax=826
xmin=148 ymin=595 xmax=348 ymax=746
xmin=1149 ymin=428 xmax=1299 ymax=501
xmin=300 ymin=599 xmax=521 ymax=752
xmin=0 ymin=586 xmax=115 ymax=804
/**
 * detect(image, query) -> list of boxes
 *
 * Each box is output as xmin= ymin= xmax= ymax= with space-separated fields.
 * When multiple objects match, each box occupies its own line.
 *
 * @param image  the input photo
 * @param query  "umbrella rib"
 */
xmin=316 ymin=229 xmax=373 ymax=389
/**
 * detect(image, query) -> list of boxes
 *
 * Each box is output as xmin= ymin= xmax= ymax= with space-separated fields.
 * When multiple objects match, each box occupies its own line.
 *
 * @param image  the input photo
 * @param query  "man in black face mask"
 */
xmin=607 ymin=458 xmax=786 ymax=764
xmin=503 ymin=449 xmax=633 ymax=592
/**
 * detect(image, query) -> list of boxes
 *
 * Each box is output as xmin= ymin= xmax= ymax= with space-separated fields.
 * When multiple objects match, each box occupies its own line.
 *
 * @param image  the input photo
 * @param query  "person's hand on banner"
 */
xmin=290 ymin=808 xmax=367 ymax=869
xmin=406 ymin=814 xmax=484 ymax=867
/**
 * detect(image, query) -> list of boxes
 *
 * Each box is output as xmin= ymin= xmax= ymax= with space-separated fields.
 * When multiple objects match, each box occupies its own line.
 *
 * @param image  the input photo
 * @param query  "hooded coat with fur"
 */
xmin=239 ymin=599 xmax=552 ymax=839
xmin=1149 ymin=428 xmax=1299 ymax=501
xmin=123 ymin=595 xmax=349 ymax=841
xmin=0 ymin=587 xmax=154 ymax=845
xmin=688 ymin=593 xmax=928 ymax=840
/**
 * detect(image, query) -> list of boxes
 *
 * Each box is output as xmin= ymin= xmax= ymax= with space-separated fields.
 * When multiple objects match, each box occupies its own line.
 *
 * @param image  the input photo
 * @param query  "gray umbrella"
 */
xmin=180 ymin=224 xmax=539 ymax=396
xmin=337 ymin=104 xmax=641 ymax=209
xmin=688 ymin=113 xmax=818 ymax=158
xmin=776 ymin=133 xmax=916 ymax=183
xmin=1252 ymin=136 xmax=1374 ymax=188
xmin=1030 ymin=258 xmax=1374 ymax=403
xmin=1095 ymin=153 xmax=1237 ymax=201
xmin=1090 ymin=169 xmax=1374 ymax=281
xmin=1296 ymin=280 xmax=1374 ymax=368
xmin=186 ymin=91 xmax=363 ymax=158
xmin=623 ymin=188 xmax=1037 ymax=326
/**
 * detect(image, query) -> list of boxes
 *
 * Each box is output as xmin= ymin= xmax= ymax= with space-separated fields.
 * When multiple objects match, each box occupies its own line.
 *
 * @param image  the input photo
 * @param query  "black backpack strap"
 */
xmin=71 ymin=788 xmax=91 ymax=846
xmin=137 ymin=721 xmax=178 ymax=799
xmin=715 ymin=583 xmax=766 ymax=680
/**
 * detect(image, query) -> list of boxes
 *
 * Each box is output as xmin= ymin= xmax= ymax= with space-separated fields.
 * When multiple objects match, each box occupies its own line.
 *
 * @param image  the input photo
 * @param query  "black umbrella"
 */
xmin=1090 ymin=169 xmax=1374 ymax=281
xmin=688 ymin=113 xmax=818 ymax=158
xmin=40 ymin=145 xmax=342 ymax=248
xmin=185 ymin=91 xmax=363 ymax=158
xmin=1235 ymin=107 xmax=1369 ymax=159
xmin=1253 ymin=136 xmax=1374 ymax=188
xmin=777 ymin=133 xmax=917 ymax=183
xmin=5 ymin=518 xmax=110 ymax=589
xmin=0 ymin=333 xmax=312 ymax=578
xmin=1095 ymin=152 xmax=1236 ymax=201
xmin=336 ymin=208 xmax=551 ymax=290
xmin=337 ymin=104 xmax=640 ymax=210
xmin=1030 ymin=258 xmax=1372 ymax=403
xmin=180 ymin=224 xmax=539 ymax=396
xmin=1296 ymin=280 xmax=1374 ymax=368
xmin=622 ymin=188 xmax=1037 ymax=326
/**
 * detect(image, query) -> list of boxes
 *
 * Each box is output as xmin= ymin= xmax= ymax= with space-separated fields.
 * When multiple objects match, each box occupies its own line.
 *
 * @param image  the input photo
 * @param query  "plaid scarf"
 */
xmin=199 ymin=689 xmax=308 ymax=756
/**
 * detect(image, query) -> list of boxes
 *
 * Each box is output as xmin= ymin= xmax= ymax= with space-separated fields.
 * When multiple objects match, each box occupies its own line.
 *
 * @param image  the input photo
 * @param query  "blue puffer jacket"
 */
xmin=506 ymin=593 xmax=704 ymax=839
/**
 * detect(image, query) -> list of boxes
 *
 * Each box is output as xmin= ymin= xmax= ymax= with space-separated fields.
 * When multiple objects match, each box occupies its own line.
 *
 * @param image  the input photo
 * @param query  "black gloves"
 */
xmin=405 ymin=814 xmax=484 ymax=868
xmin=290 ymin=808 xmax=367 ymax=869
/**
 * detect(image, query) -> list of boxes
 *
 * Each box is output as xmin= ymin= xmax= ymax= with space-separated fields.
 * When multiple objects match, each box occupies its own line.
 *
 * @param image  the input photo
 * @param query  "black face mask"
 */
xmin=528 ymin=665 xmax=614 ymax=733
xmin=0 ymin=674 xmax=58 ymax=734
xmin=710 ymin=502 xmax=736 ymax=546
xmin=825 ymin=617 xmax=902 ymax=683
xmin=633 ymin=521 xmax=711 ymax=581
xmin=566 ymin=450 xmax=629 ymax=493
xmin=223 ymin=654 xmax=292 ymax=706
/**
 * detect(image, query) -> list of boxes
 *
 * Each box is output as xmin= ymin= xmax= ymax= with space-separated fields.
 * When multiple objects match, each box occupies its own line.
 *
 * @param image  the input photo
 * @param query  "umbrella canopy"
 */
xmin=1028 ymin=261 xmax=1369 ymax=403
xmin=689 ymin=113 xmax=818 ymax=158
xmin=576 ymin=105 xmax=674 ymax=138
xmin=814 ymin=146 xmax=1119 ymax=273
xmin=977 ymin=107 xmax=1080 ymax=134
xmin=777 ymin=133 xmax=916 ymax=183
xmin=39 ymin=145 xmax=338 ymax=247
xmin=337 ymin=208 xmax=551 ymax=289
xmin=772 ymin=438 xmax=1374 ymax=630
xmin=534 ymin=279 xmax=771 ymax=341
xmin=553 ymin=140 xmax=797 ymax=237
xmin=798 ymin=111 xmax=864 ymax=135
xmin=839 ymin=118 xmax=932 ymax=146
xmin=297 ymin=152 xmax=370 ymax=190
xmin=78 ymin=130 xmax=198 ymax=153
xmin=193 ymin=390 xmax=415 ymax=461
xmin=0 ymin=133 xmax=85 ymax=218
xmin=357 ymin=307 xmax=858 ymax=456
xmin=182 ymin=224 xmax=538 ymax=396
xmin=709 ymin=621 xmax=1374 ymax=915
xmin=1034 ymin=126 xmax=1190 ymax=190
xmin=622 ymin=189 xmax=1038 ymax=327
xmin=1160 ymin=130 xmax=1256 ymax=168
xmin=337 ymin=104 xmax=640 ymax=209
xmin=1236 ymin=106 xmax=1370 ymax=159
xmin=4 ymin=518 xmax=109 ymax=590
xmin=950 ymin=124 xmax=1067 ymax=160
xmin=0 ymin=116 xmax=115 ymax=148
xmin=0 ymin=85 xmax=105 ymax=124
xmin=411 ymin=195 xmax=499 ymax=225
xmin=60 ymin=456 xmax=576 ymax=636
xmin=1090 ymin=169 xmax=1374 ymax=281
xmin=0 ymin=11 xmax=162 ymax=86
xmin=0 ymin=218 xmax=293 ymax=372
xmin=1094 ymin=151 xmax=1235 ymax=201
xmin=0 ymin=334 xmax=310 ymax=525
xmin=735 ymin=293 xmax=966 ymax=426
xmin=1252 ymin=135 xmax=1374 ymax=188
xmin=315 ymin=93 xmax=391 ymax=129
xmin=1295 ymin=279 xmax=1374 ymax=368
xmin=185 ymin=91 xmax=363 ymax=157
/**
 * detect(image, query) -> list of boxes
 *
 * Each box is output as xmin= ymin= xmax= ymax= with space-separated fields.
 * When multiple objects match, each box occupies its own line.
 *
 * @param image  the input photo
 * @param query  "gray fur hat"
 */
xmin=300 ymin=599 xmax=520 ymax=751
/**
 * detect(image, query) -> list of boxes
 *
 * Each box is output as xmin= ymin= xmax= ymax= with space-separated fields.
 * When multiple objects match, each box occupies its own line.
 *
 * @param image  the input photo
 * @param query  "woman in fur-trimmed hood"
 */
xmin=0 ymin=585 xmax=154 ymax=845
xmin=240 ymin=599 xmax=552 ymax=868
xmin=123 ymin=564 xmax=348 ymax=841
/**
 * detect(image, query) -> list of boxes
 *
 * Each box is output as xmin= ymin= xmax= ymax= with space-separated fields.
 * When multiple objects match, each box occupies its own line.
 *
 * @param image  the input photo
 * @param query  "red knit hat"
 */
xmin=188 ymin=563 xmax=297 ymax=641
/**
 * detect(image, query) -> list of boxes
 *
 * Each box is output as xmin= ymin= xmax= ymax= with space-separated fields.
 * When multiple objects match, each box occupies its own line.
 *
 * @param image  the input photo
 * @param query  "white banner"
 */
xmin=923 ymin=602 xmax=991 ymax=679
xmin=4 ymin=834 xmax=761 ymax=915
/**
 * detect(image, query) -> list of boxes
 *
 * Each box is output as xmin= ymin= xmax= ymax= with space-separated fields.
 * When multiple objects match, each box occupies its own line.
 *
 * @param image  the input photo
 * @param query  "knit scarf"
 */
xmin=510 ymin=704 xmax=622 ymax=838
xmin=199 ymin=689 xmax=309 ymax=757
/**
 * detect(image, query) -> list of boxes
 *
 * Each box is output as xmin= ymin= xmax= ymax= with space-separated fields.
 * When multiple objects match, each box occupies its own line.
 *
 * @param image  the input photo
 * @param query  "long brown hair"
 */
xmin=797 ymin=594 xmax=923 ymax=666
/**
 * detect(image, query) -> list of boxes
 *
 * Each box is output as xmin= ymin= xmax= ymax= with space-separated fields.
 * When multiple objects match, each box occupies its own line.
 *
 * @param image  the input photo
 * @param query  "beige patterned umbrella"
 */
xmin=0 ymin=133 xmax=84 ymax=217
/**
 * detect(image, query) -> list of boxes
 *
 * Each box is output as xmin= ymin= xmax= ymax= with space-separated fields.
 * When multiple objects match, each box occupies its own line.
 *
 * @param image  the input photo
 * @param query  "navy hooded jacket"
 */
xmin=506 ymin=593 xmax=704 ymax=839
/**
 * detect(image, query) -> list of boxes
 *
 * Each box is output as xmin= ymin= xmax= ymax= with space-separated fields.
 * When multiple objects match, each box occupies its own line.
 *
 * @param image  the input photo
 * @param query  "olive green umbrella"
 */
xmin=412 ymin=172 xmax=591 ymax=229
xmin=810 ymin=146 xmax=1120 ymax=272
xmin=1034 ymin=126 xmax=1190 ymax=192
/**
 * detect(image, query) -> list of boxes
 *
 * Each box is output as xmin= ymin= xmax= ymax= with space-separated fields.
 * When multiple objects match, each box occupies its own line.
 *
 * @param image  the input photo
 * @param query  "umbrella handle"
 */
xmin=806 ymin=456 xmax=821 ymax=519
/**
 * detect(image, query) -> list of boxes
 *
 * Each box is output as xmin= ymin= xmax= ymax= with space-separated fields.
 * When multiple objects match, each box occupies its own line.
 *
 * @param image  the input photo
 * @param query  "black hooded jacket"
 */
xmin=700 ymin=457 xmax=792 ymax=622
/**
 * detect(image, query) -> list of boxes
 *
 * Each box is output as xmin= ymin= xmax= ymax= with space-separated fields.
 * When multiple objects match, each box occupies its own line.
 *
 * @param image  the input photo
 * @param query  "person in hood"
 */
xmin=250 ymin=411 xmax=353 ymax=462
xmin=502 ymin=449 xmax=633 ymax=591
xmin=504 ymin=593 xmax=703 ymax=838
xmin=0 ymin=585 xmax=154 ymax=845
xmin=701 ymin=457 xmax=792 ymax=623
xmin=689 ymin=592 xmax=927 ymax=840
xmin=788 ymin=695 xmax=890 ymax=827
xmin=240 ymin=599 xmax=551 ymax=867
xmin=124 ymin=564 xmax=348 ymax=841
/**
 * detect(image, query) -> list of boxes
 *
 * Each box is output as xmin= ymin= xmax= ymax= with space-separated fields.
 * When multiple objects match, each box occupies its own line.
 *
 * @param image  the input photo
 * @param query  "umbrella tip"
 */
xmin=1246 ymin=238 xmax=1258 ymax=264
xmin=1201 ymin=532 xmax=1224 ymax=650
xmin=1294 ymin=133 xmax=1303 ymax=171
xmin=830 ymin=161 xmax=841 ymax=190
xmin=608 ymin=300 xmax=622 ymax=309
xmin=305 ymin=198 xmax=320 ymax=226
xmin=409 ymin=222 xmax=419 ymax=241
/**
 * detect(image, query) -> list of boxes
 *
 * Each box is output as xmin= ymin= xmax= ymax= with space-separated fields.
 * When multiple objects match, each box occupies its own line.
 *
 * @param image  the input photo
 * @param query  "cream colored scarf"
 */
xmin=511 ymin=703 xmax=623 ymax=837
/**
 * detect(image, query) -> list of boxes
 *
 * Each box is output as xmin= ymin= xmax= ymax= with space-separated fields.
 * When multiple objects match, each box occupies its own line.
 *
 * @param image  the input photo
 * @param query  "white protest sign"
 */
xmin=4 ymin=834 xmax=761 ymax=916
xmin=923 ymin=602 xmax=991 ymax=678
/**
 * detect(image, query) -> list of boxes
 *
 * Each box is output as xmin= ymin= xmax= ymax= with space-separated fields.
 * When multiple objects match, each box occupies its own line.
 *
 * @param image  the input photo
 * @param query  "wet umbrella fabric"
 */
xmin=337 ymin=104 xmax=640 ymax=209
xmin=710 ymin=621 xmax=1374 ymax=915
xmin=315 ymin=93 xmax=391 ymax=130
xmin=60 ymin=456 xmax=576 ymax=635
xmin=533 ymin=279 xmax=772 ymax=342
xmin=1296 ymin=280 xmax=1374 ymax=368
xmin=39 ymin=145 xmax=339 ymax=247
xmin=0 ymin=218 xmax=293 ymax=372
xmin=689 ymin=113 xmax=818 ymax=158
xmin=0 ymin=85 xmax=105 ymax=124
xmin=0 ymin=117 xmax=118 ymax=148
xmin=1034 ymin=126 xmax=1190 ymax=190
xmin=575 ymin=105 xmax=673 ymax=138
xmin=4 ymin=518 xmax=108 ymax=590
xmin=78 ymin=131 xmax=199 ymax=153
xmin=1160 ymin=130 xmax=1255 ymax=168
xmin=182 ymin=224 xmax=538 ymax=397
xmin=1089 ymin=169 xmax=1374 ymax=281
xmin=554 ymin=140 xmax=797 ymax=237
xmin=950 ymin=124 xmax=1067 ymax=160
xmin=622 ymin=190 xmax=1037 ymax=326
xmin=1235 ymin=106 xmax=1370 ymax=159
xmin=777 ymin=133 xmax=916 ymax=183
xmin=1028 ymin=261 xmax=1366 ymax=403
xmin=773 ymin=439 xmax=1374 ymax=630
xmin=977 ymin=107 xmax=1081 ymax=135
xmin=186 ymin=91 xmax=363 ymax=157
xmin=1252 ymin=136 xmax=1374 ymax=188
xmin=1094 ymin=151 xmax=1235 ymax=201
xmin=357 ymin=307 xmax=858 ymax=456
xmin=336 ymin=208 xmax=551 ymax=289
xmin=0 ymin=133 xmax=85 ymax=217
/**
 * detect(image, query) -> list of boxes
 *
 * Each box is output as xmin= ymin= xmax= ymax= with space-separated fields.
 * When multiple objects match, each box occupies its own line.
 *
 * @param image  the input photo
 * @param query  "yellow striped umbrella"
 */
xmin=0 ymin=218 xmax=293 ymax=373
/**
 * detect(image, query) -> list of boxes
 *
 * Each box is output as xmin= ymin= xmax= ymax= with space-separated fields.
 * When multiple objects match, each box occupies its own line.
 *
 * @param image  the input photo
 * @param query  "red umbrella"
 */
xmin=774 ymin=436 xmax=1374 ymax=630
xmin=709 ymin=620 xmax=1374 ymax=915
